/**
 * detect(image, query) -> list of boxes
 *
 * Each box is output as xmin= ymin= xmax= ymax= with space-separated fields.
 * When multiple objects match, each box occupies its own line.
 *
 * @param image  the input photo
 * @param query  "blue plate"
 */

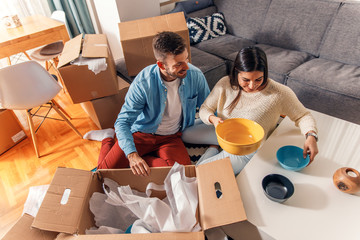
xmin=276 ymin=145 xmax=310 ymax=171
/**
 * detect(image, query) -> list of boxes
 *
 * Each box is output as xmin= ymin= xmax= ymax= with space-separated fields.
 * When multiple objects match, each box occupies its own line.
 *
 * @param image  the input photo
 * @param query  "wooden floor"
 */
xmin=0 ymin=89 xmax=102 ymax=238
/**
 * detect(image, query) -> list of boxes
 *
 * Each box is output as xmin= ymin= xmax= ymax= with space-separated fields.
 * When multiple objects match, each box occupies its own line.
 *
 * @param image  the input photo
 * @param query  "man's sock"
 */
xmin=83 ymin=128 xmax=115 ymax=142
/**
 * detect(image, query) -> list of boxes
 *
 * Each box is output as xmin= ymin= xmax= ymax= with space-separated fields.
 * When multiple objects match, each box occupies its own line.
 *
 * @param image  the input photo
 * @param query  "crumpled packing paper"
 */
xmin=71 ymin=55 xmax=107 ymax=74
xmin=88 ymin=162 xmax=201 ymax=234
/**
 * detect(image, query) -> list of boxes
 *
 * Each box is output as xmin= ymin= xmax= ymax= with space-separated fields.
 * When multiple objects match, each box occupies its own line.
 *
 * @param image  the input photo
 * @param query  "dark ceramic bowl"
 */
xmin=262 ymin=174 xmax=294 ymax=203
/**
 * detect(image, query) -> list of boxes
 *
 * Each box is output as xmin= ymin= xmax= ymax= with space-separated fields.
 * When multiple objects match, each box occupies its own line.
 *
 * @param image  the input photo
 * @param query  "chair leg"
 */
xmin=23 ymin=51 xmax=32 ymax=60
xmin=52 ymin=99 xmax=72 ymax=120
xmin=26 ymin=110 xmax=40 ymax=158
xmin=7 ymin=52 xmax=31 ymax=66
xmin=51 ymin=100 xmax=82 ymax=138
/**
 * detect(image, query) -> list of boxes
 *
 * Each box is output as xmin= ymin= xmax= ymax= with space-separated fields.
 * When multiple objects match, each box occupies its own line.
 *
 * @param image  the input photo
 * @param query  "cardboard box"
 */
xmin=2 ymin=214 xmax=58 ymax=240
xmin=58 ymin=34 xmax=118 ymax=104
xmin=0 ymin=109 xmax=26 ymax=155
xmin=80 ymin=77 xmax=130 ymax=129
xmin=27 ymin=158 xmax=246 ymax=239
xmin=119 ymin=12 xmax=191 ymax=76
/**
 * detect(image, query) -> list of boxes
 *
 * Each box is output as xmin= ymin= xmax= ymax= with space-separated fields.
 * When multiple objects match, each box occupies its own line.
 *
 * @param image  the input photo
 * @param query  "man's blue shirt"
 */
xmin=114 ymin=63 xmax=210 ymax=156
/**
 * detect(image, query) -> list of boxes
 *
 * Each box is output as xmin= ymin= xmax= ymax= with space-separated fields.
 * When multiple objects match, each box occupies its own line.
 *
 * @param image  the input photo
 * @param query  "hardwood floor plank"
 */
xmin=0 ymin=89 xmax=102 ymax=238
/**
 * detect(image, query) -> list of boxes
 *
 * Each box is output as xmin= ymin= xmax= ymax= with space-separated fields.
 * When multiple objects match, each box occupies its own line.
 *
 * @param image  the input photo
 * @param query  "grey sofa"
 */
xmin=116 ymin=0 xmax=360 ymax=125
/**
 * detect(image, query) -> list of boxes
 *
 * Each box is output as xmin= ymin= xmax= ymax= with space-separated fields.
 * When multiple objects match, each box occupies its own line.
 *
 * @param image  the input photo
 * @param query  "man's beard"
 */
xmin=164 ymin=67 xmax=187 ymax=80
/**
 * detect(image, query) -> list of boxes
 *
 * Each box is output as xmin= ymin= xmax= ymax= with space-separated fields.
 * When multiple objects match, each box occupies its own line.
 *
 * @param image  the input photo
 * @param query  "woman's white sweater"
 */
xmin=199 ymin=76 xmax=317 ymax=138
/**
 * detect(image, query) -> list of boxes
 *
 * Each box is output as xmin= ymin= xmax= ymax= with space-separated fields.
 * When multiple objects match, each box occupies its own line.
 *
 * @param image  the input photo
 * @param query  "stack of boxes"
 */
xmin=56 ymin=12 xmax=190 ymax=129
xmin=57 ymin=34 xmax=129 ymax=129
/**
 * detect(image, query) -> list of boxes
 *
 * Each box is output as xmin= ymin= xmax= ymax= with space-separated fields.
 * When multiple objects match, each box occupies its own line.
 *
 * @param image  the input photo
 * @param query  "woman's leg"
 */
xmin=181 ymin=119 xmax=219 ymax=145
xmin=196 ymin=150 xmax=256 ymax=175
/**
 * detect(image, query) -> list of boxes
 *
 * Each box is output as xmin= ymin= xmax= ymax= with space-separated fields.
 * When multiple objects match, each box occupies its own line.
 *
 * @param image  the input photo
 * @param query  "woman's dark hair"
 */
xmin=152 ymin=31 xmax=186 ymax=62
xmin=227 ymin=46 xmax=268 ymax=113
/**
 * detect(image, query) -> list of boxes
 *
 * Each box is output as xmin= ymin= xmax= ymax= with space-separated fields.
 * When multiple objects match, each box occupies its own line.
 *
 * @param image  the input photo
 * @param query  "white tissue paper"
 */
xmin=88 ymin=178 xmax=139 ymax=234
xmin=22 ymin=184 xmax=49 ymax=217
xmin=71 ymin=55 xmax=107 ymax=74
xmin=87 ymin=162 xmax=200 ymax=234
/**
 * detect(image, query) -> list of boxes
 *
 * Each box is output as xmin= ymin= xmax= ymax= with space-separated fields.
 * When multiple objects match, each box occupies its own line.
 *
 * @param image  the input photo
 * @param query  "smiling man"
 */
xmin=93 ymin=31 xmax=209 ymax=176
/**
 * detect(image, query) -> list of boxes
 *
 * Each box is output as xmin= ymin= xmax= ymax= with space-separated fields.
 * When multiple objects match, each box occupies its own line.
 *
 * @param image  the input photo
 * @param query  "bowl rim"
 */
xmin=215 ymin=118 xmax=265 ymax=146
xmin=276 ymin=145 xmax=310 ymax=171
xmin=262 ymin=173 xmax=295 ymax=200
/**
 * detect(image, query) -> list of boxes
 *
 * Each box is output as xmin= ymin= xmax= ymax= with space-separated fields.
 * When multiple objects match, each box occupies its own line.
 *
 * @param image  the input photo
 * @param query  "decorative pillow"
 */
xmin=187 ymin=12 xmax=227 ymax=45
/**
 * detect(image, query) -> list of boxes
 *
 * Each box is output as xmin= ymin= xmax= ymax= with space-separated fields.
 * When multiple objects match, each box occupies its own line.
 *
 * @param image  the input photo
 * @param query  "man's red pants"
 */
xmin=97 ymin=131 xmax=191 ymax=169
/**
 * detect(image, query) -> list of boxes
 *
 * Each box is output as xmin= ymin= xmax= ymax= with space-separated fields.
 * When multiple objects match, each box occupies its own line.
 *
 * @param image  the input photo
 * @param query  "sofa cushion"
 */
xmin=214 ymin=0 xmax=271 ymax=41
xmin=187 ymin=12 xmax=227 ymax=45
xmin=256 ymin=0 xmax=340 ymax=56
xmin=287 ymin=58 xmax=360 ymax=124
xmin=190 ymin=47 xmax=227 ymax=89
xmin=225 ymin=44 xmax=313 ymax=84
xmin=174 ymin=0 xmax=214 ymax=14
xmin=187 ymin=6 xmax=217 ymax=18
xmin=169 ymin=3 xmax=188 ymax=18
xmin=319 ymin=2 xmax=360 ymax=66
xmin=257 ymin=44 xmax=313 ymax=83
xmin=194 ymin=34 xmax=254 ymax=60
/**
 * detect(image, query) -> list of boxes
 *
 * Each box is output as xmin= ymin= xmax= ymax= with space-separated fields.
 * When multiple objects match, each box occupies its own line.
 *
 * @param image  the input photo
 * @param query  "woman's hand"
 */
xmin=127 ymin=152 xmax=150 ymax=176
xmin=303 ymin=135 xmax=318 ymax=165
xmin=209 ymin=115 xmax=224 ymax=128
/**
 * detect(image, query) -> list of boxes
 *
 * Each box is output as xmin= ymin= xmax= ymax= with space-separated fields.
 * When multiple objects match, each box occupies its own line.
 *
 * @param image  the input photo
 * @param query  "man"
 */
xmin=84 ymin=31 xmax=209 ymax=176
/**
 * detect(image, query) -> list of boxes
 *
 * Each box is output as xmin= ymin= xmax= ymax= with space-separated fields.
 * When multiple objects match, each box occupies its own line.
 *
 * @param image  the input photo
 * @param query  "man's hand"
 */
xmin=209 ymin=115 xmax=224 ymax=128
xmin=127 ymin=152 xmax=150 ymax=176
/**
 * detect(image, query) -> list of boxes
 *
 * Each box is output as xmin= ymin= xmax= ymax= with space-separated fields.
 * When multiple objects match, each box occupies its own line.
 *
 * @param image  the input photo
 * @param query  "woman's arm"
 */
xmin=280 ymin=86 xmax=318 ymax=163
xmin=199 ymin=77 xmax=227 ymax=125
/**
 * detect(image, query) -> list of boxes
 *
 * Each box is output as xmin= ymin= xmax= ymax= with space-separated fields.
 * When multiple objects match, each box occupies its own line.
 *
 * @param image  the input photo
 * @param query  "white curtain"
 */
xmin=0 ymin=0 xmax=51 ymax=18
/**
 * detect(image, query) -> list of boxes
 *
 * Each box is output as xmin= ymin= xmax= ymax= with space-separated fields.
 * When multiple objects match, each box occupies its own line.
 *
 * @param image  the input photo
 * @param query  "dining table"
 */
xmin=229 ymin=110 xmax=360 ymax=240
xmin=0 ymin=15 xmax=69 ymax=60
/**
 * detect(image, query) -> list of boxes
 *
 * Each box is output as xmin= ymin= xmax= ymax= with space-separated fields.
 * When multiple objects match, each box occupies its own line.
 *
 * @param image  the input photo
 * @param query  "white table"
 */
xmin=236 ymin=110 xmax=360 ymax=240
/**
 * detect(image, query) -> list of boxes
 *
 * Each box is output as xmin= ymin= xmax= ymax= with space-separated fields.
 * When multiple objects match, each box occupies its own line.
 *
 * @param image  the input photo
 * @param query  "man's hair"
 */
xmin=152 ymin=31 xmax=186 ymax=61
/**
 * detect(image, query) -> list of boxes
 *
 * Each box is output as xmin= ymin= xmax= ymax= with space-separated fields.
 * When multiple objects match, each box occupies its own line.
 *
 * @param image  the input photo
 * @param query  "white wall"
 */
xmin=91 ymin=0 xmax=161 ymax=61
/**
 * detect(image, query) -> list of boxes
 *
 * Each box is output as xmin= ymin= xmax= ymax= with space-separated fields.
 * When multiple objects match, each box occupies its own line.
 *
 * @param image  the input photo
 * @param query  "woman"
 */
xmin=182 ymin=46 xmax=318 ymax=175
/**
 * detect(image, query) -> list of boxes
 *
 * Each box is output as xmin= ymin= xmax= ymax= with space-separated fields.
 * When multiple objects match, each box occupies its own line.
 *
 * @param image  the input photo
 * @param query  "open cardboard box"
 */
xmin=57 ymin=34 xmax=118 ymax=104
xmin=119 ymin=12 xmax=191 ymax=76
xmin=17 ymin=158 xmax=247 ymax=239
xmin=80 ymin=77 xmax=130 ymax=129
xmin=2 ymin=214 xmax=57 ymax=240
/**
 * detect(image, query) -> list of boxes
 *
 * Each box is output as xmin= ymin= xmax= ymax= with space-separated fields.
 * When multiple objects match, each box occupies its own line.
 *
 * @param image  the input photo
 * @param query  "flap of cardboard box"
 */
xmin=55 ymin=231 xmax=205 ymax=240
xmin=32 ymin=168 xmax=93 ymax=234
xmin=3 ymin=214 xmax=59 ymax=240
xmin=196 ymin=158 xmax=247 ymax=230
xmin=82 ymin=34 xmax=108 ymax=58
xmin=58 ymin=34 xmax=83 ymax=68
xmin=119 ymin=12 xmax=187 ymax=41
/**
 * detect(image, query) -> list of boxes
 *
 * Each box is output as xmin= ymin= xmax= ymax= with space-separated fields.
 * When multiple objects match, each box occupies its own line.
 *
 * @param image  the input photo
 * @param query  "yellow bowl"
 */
xmin=216 ymin=118 xmax=265 ymax=155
